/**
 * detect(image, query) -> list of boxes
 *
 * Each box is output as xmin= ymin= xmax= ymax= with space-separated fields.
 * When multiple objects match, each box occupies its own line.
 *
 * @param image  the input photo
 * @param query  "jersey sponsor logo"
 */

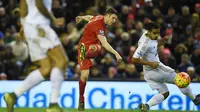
xmin=99 ymin=30 xmax=104 ymax=36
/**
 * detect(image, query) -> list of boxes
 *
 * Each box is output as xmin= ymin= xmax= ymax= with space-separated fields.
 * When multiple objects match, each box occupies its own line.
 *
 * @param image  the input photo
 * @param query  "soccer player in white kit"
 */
xmin=132 ymin=22 xmax=200 ymax=112
xmin=3 ymin=0 xmax=67 ymax=112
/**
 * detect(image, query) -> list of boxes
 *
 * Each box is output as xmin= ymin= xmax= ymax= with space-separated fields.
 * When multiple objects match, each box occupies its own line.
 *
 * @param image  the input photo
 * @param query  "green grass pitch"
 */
xmin=0 ymin=108 xmax=198 ymax=112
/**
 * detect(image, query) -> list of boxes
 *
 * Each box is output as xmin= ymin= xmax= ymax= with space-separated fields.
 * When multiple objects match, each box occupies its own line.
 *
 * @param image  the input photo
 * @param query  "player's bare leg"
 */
xmin=46 ymin=45 xmax=68 ymax=112
xmin=78 ymin=44 xmax=100 ymax=111
xmin=139 ymin=93 xmax=167 ymax=112
xmin=170 ymin=73 xmax=200 ymax=106
xmin=179 ymin=86 xmax=200 ymax=105
xmin=78 ymin=70 xmax=89 ymax=111
xmin=168 ymin=72 xmax=200 ymax=106
xmin=4 ymin=57 xmax=51 ymax=112
xmin=140 ymin=85 xmax=170 ymax=112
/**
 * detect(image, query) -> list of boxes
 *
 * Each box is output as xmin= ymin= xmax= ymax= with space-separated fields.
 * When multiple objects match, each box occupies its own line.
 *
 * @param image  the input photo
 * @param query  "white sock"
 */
xmin=50 ymin=68 xmax=64 ymax=104
xmin=147 ymin=93 xmax=165 ymax=107
xmin=14 ymin=69 xmax=45 ymax=97
xmin=180 ymin=86 xmax=195 ymax=100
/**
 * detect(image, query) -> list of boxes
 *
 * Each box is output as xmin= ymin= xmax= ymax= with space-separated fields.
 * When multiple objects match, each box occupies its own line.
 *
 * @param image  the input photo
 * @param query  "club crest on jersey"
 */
xmin=99 ymin=30 xmax=104 ymax=36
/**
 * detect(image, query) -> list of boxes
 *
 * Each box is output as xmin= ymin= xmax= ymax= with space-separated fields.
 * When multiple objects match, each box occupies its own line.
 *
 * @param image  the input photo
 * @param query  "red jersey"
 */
xmin=79 ymin=15 xmax=106 ymax=45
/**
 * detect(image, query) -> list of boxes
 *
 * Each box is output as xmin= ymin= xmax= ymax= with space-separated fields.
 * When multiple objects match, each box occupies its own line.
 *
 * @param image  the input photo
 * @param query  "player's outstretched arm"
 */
xmin=19 ymin=0 xmax=27 ymax=40
xmin=35 ymin=0 xmax=64 ymax=26
xmin=19 ymin=0 xmax=27 ymax=25
xmin=132 ymin=57 xmax=159 ymax=69
xmin=19 ymin=0 xmax=27 ymax=18
xmin=157 ymin=36 xmax=170 ymax=47
xmin=157 ymin=36 xmax=170 ymax=53
xmin=36 ymin=0 xmax=55 ymax=21
xmin=76 ymin=15 xmax=94 ymax=24
xmin=97 ymin=35 xmax=122 ymax=61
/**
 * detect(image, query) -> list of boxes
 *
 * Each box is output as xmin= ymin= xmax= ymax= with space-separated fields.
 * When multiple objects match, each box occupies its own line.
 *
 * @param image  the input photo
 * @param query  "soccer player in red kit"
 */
xmin=76 ymin=8 xmax=122 ymax=111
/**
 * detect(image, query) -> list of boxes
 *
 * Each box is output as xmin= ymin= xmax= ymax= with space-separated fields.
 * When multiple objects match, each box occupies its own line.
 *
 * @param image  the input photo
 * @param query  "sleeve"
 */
xmin=133 ymin=38 xmax=149 ymax=58
xmin=94 ymin=26 xmax=105 ymax=36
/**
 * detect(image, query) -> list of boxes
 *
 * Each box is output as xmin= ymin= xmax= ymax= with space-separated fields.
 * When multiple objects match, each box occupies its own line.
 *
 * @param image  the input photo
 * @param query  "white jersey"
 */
xmin=25 ymin=0 xmax=52 ymax=25
xmin=133 ymin=31 xmax=176 ymax=93
xmin=133 ymin=31 xmax=160 ymax=70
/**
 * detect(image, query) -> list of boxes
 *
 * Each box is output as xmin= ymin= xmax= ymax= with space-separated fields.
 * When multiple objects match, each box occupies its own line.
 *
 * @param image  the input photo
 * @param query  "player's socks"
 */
xmin=14 ymin=69 xmax=45 ymax=97
xmin=180 ymin=86 xmax=195 ymax=100
xmin=50 ymin=68 xmax=64 ymax=104
xmin=79 ymin=79 xmax=86 ymax=102
xmin=147 ymin=93 xmax=164 ymax=107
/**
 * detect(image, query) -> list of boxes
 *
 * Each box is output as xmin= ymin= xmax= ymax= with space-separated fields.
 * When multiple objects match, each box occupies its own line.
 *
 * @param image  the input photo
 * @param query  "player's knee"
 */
xmin=89 ymin=45 xmax=97 ymax=51
xmin=40 ymin=66 xmax=52 ymax=78
xmin=96 ymin=44 xmax=101 ymax=52
xmin=55 ymin=58 xmax=68 ymax=70
xmin=163 ymin=91 xmax=170 ymax=99
xmin=89 ymin=44 xmax=101 ymax=52
xmin=39 ymin=57 xmax=52 ymax=78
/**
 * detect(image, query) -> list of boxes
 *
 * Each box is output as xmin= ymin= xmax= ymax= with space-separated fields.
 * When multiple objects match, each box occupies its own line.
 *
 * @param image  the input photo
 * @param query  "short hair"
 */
xmin=105 ymin=7 xmax=118 ymax=16
xmin=145 ymin=22 xmax=160 ymax=31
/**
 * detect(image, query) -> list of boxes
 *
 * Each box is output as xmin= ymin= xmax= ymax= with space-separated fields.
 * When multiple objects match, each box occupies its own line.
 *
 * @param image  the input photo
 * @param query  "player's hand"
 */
xmin=115 ymin=54 xmax=122 ymax=62
xmin=163 ymin=35 xmax=171 ymax=41
xmin=76 ymin=16 xmax=82 ymax=24
xmin=19 ymin=27 xmax=26 ymax=41
xmin=149 ymin=62 xmax=159 ymax=69
xmin=117 ymin=59 xmax=123 ymax=65
xmin=53 ymin=18 xmax=65 ymax=27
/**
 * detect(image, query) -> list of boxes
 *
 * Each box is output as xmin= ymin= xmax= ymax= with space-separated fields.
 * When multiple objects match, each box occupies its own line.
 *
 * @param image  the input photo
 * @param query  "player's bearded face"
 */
xmin=150 ymin=29 xmax=160 ymax=40
xmin=107 ymin=14 xmax=117 ymax=25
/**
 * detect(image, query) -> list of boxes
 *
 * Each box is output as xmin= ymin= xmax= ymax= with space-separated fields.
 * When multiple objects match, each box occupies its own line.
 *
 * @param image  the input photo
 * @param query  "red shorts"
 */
xmin=78 ymin=43 xmax=101 ymax=70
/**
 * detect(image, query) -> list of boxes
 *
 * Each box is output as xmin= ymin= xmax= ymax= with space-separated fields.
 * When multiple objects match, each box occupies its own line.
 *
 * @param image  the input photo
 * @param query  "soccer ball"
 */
xmin=174 ymin=72 xmax=191 ymax=88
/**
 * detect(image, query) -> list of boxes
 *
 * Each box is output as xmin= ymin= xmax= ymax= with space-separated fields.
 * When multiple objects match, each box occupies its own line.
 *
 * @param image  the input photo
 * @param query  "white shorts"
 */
xmin=23 ymin=23 xmax=61 ymax=62
xmin=144 ymin=62 xmax=176 ymax=93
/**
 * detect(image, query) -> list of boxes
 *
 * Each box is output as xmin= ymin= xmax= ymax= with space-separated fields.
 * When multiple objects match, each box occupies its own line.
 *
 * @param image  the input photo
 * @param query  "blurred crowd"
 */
xmin=0 ymin=0 xmax=200 ymax=82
